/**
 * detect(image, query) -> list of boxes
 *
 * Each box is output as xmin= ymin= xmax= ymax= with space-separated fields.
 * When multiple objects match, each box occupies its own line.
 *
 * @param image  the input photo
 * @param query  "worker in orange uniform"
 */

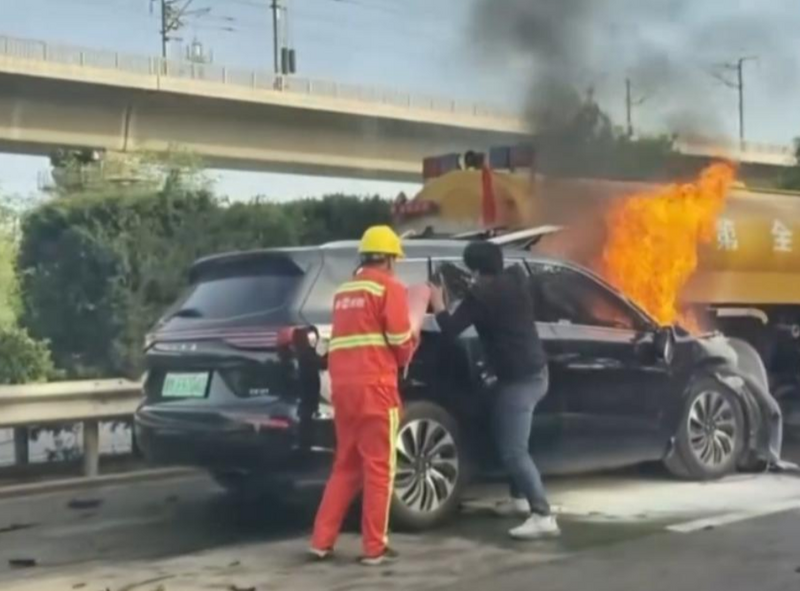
xmin=309 ymin=225 xmax=417 ymax=567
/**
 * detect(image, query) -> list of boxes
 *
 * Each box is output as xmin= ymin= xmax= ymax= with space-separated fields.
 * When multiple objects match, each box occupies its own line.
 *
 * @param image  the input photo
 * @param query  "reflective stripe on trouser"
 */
xmin=311 ymin=385 xmax=400 ymax=558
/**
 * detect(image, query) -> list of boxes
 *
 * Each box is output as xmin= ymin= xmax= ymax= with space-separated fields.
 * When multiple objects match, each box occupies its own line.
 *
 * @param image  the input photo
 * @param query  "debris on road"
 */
xmin=117 ymin=574 xmax=175 ymax=591
xmin=8 ymin=558 xmax=38 ymax=568
xmin=67 ymin=497 xmax=104 ymax=510
xmin=228 ymin=585 xmax=256 ymax=591
xmin=0 ymin=522 xmax=36 ymax=534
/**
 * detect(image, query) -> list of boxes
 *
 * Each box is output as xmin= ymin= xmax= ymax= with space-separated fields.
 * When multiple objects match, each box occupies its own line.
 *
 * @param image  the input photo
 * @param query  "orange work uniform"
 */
xmin=311 ymin=266 xmax=417 ymax=558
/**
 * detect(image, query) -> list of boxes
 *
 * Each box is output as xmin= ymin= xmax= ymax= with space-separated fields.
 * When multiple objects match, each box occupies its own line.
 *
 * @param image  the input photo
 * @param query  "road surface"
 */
xmin=0 ymin=443 xmax=798 ymax=590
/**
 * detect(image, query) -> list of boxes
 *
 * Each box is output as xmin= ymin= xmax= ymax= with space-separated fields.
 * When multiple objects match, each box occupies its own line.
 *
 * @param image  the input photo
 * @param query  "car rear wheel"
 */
xmin=665 ymin=379 xmax=745 ymax=480
xmin=391 ymin=401 xmax=466 ymax=531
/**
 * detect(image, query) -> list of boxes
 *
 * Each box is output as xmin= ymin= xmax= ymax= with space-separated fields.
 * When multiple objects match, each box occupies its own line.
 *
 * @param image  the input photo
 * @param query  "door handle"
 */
xmin=566 ymin=362 xmax=607 ymax=370
xmin=560 ymin=358 xmax=624 ymax=370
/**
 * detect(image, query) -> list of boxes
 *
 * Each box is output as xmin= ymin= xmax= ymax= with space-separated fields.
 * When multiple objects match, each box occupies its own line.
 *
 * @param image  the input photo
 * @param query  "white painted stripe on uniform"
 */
xmin=666 ymin=499 xmax=800 ymax=533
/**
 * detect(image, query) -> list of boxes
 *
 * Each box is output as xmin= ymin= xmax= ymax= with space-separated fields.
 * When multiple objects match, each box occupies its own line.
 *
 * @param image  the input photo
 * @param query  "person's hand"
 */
xmin=429 ymin=283 xmax=446 ymax=314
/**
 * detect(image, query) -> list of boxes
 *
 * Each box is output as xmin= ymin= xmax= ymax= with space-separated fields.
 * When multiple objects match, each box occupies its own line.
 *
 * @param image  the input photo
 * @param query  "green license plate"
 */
xmin=162 ymin=372 xmax=210 ymax=398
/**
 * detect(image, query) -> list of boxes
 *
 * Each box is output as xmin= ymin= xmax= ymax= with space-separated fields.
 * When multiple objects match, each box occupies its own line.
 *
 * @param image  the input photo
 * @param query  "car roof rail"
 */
xmin=488 ymin=226 xmax=563 ymax=249
xmin=402 ymin=226 xmax=562 ymax=248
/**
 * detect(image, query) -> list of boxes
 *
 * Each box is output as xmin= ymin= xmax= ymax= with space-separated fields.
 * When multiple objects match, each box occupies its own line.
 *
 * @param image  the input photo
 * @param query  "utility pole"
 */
xmin=624 ymin=77 xmax=650 ymax=137
xmin=271 ymin=0 xmax=281 ymax=74
xmin=625 ymin=78 xmax=632 ymax=137
xmin=156 ymin=0 xmax=210 ymax=59
xmin=160 ymin=0 xmax=169 ymax=58
xmin=270 ymin=0 xmax=296 ymax=76
xmin=737 ymin=58 xmax=746 ymax=147
xmin=709 ymin=56 xmax=758 ymax=148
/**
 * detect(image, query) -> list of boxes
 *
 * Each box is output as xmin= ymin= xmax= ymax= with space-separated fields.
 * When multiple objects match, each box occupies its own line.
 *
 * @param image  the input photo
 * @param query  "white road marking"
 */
xmin=666 ymin=499 xmax=800 ymax=533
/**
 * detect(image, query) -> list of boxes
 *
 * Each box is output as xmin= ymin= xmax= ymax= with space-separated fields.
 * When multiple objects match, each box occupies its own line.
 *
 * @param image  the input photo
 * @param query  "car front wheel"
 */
xmin=665 ymin=379 xmax=746 ymax=480
xmin=390 ymin=401 xmax=466 ymax=531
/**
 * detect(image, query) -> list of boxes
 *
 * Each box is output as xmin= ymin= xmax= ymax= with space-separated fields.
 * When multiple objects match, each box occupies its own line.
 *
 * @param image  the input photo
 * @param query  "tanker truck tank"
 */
xmin=394 ymin=166 xmax=800 ymax=432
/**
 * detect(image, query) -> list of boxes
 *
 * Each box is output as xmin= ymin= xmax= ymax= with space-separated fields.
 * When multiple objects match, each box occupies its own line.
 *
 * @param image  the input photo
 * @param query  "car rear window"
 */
xmin=176 ymin=257 xmax=304 ymax=321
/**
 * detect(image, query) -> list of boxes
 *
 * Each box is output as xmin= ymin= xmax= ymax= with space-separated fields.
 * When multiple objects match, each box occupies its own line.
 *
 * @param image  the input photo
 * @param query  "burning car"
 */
xmin=134 ymin=238 xmax=783 ymax=531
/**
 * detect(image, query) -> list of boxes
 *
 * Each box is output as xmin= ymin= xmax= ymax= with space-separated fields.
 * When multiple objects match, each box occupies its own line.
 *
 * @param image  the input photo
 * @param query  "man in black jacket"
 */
xmin=430 ymin=241 xmax=559 ymax=540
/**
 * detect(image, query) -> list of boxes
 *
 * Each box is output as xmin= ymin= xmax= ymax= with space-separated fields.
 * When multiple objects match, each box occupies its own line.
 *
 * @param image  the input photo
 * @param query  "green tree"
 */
xmin=0 ymin=327 xmax=54 ymax=384
xmin=0 ymin=188 xmax=54 ymax=384
xmin=46 ymin=147 xmax=211 ymax=199
xmin=21 ymin=148 xmax=394 ymax=377
xmin=534 ymin=91 xmax=679 ymax=180
xmin=287 ymin=194 xmax=392 ymax=244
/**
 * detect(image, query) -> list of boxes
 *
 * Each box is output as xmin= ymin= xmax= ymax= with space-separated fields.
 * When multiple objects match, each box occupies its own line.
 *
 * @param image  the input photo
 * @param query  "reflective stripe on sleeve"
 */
xmin=336 ymin=280 xmax=386 ymax=297
xmin=386 ymin=331 xmax=412 ymax=346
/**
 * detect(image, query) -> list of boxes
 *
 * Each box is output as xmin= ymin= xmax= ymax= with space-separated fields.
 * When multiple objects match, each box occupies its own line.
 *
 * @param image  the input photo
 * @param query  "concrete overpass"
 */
xmin=0 ymin=35 xmax=796 ymax=183
xmin=0 ymin=35 xmax=530 ymax=182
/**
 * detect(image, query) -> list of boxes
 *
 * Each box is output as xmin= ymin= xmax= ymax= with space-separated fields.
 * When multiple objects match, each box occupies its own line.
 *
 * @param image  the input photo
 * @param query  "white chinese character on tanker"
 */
xmin=772 ymin=220 xmax=793 ymax=253
xmin=716 ymin=218 xmax=739 ymax=251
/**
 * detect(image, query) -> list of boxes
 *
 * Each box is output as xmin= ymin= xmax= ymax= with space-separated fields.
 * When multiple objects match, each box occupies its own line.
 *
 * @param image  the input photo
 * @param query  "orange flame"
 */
xmin=600 ymin=162 xmax=737 ymax=330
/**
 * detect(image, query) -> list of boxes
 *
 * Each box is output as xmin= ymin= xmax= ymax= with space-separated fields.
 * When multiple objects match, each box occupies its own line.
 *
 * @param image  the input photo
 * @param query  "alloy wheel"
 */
xmin=394 ymin=418 xmax=459 ymax=513
xmin=687 ymin=390 xmax=738 ymax=468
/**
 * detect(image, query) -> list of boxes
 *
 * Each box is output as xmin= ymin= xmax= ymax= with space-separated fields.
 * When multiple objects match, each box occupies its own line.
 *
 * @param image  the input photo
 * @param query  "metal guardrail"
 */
xmin=0 ymin=379 xmax=143 ymax=478
xmin=0 ymin=34 xmax=514 ymax=120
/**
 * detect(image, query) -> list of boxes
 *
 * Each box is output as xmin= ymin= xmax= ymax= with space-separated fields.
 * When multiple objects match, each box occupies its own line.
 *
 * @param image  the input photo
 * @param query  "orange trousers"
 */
xmin=311 ymin=384 xmax=400 ymax=558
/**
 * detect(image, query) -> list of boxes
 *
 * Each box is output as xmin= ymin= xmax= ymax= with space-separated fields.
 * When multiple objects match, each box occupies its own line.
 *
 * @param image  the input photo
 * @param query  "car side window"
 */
xmin=529 ymin=263 xmax=643 ymax=331
xmin=394 ymin=259 xmax=430 ymax=287
xmin=434 ymin=260 xmax=472 ymax=308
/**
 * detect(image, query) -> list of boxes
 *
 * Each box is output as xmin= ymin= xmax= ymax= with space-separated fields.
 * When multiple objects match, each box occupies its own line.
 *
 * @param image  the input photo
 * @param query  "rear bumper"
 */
xmin=134 ymin=408 xmax=333 ymax=486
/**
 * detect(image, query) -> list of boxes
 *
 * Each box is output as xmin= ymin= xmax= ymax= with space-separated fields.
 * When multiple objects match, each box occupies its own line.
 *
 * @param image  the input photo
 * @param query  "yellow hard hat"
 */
xmin=359 ymin=225 xmax=404 ymax=258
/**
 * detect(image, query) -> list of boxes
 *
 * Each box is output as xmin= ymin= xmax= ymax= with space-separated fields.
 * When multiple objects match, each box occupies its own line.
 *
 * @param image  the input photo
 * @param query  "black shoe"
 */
xmin=359 ymin=548 xmax=399 ymax=567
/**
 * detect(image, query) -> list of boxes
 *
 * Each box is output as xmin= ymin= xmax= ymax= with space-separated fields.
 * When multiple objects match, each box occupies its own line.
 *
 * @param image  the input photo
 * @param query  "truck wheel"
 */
xmin=665 ymin=379 xmax=746 ymax=480
xmin=391 ymin=401 xmax=466 ymax=531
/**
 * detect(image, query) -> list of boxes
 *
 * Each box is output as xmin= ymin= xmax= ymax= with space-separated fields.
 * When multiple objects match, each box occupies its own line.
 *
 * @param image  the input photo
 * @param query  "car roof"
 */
xmin=192 ymin=239 xmax=568 ymax=271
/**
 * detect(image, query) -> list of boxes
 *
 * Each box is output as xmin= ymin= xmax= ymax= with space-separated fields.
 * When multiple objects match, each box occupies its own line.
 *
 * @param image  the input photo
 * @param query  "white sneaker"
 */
xmin=493 ymin=498 xmax=531 ymax=518
xmin=509 ymin=514 xmax=561 ymax=540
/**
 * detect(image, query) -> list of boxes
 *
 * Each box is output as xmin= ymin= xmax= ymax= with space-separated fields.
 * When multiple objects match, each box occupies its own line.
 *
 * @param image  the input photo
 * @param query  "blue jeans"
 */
xmin=492 ymin=366 xmax=551 ymax=516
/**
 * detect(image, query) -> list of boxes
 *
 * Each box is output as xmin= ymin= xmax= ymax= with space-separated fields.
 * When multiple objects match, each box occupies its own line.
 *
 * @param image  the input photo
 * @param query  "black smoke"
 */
xmin=470 ymin=0 xmax=795 ymax=146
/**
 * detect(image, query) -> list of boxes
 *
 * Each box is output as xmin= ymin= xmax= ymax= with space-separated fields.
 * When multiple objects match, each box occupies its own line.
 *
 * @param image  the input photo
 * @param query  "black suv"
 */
xmin=135 ymin=239 xmax=781 ymax=530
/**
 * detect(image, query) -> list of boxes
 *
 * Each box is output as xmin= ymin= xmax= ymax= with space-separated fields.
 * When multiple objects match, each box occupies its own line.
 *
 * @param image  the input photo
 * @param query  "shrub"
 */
xmin=0 ymin=326 xmax=54 ymax=384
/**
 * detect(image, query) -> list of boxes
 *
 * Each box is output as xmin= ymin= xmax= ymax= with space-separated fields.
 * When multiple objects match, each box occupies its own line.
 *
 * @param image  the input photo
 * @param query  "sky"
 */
xmin=1 ymin=0 xmax=800 ymax=203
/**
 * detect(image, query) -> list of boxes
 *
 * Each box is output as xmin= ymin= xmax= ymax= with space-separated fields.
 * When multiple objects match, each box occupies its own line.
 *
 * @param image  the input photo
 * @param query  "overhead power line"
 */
xmin=708 ymin=56 xmax=758 ymax=147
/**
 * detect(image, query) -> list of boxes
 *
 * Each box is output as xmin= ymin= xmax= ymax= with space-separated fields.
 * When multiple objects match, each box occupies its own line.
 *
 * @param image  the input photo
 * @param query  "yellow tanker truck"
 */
xmin=393 ymin=149 xmax=800 ymax=429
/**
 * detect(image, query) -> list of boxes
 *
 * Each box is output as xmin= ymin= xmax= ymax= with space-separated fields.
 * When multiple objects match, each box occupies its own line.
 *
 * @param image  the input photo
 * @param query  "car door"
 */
xmin=529 ymin=262 xmax=673 ymax=471
xmin=432 ymin=258 xmax=565 ymax=475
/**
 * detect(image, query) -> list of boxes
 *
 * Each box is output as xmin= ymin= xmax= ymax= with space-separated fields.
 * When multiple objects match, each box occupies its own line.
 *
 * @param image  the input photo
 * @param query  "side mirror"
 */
xmin=654 ymin=327 xmax=675 ymax=364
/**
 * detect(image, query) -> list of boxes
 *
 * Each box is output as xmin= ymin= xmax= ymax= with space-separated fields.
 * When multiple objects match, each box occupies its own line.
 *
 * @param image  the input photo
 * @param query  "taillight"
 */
xmin=277 ymin=326 xmax=318 ymax=350
xmin=222 ymin=412 xmax=291 ymax=431
xmin=277 ymin=327 xmax=300 ymax=348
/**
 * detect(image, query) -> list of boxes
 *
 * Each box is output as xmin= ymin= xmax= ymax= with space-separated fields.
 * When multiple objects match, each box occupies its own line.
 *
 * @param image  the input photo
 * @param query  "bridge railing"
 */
xmin=0 ymin=379 xmax=143 ymax=479
xmin=0 ymin=34 xmax=513 ymax=120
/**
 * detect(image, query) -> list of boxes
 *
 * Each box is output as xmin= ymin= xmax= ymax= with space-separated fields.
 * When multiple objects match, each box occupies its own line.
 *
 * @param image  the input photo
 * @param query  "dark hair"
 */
xmin=463 ymin=241 xmax=503 ymax=276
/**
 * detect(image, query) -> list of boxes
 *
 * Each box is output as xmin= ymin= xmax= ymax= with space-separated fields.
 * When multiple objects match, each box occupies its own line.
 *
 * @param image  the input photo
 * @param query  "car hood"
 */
xmin=685 ymin=331 xmax=783 ymax=465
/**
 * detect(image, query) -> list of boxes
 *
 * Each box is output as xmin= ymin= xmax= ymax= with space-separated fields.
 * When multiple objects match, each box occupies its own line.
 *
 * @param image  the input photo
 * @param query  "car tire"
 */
xmin=665 ymin=379 xmax=746 ymax=481
xmin=391 ymin=400 xmax=466 ymax=531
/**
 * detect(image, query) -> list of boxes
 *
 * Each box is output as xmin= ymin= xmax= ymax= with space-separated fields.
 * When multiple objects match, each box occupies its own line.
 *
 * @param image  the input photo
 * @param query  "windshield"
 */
xmin=164 ymin=257 xmax=304 ymax=324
